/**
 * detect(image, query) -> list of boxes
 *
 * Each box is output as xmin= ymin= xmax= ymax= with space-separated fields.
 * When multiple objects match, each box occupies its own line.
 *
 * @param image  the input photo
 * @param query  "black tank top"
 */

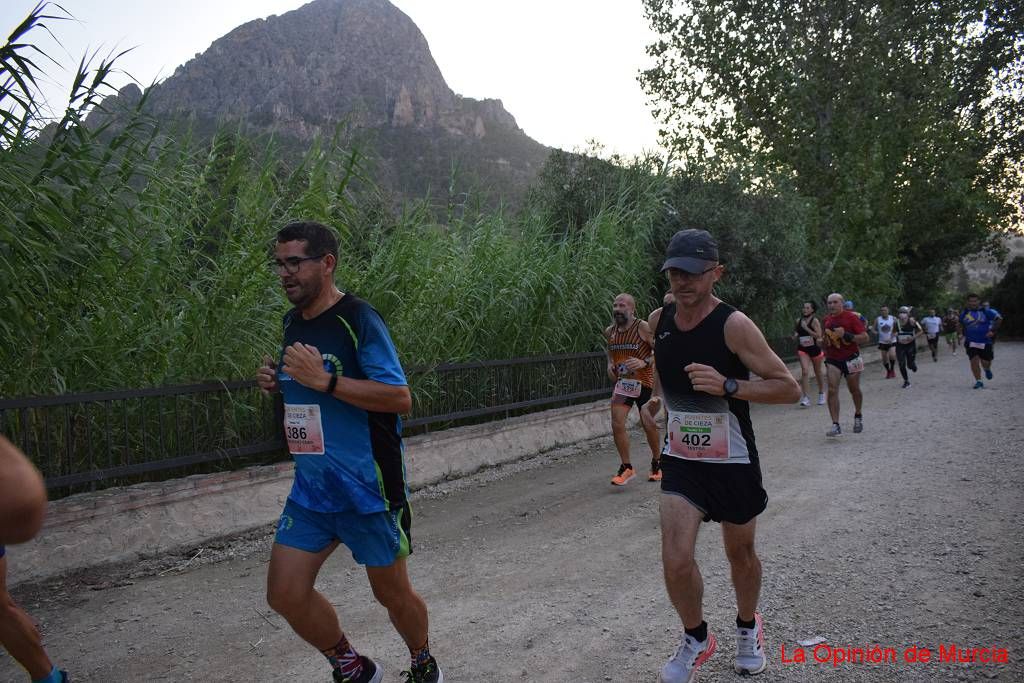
xmin=895 ymin=318 xmax=917 ymax=342
xmin=794 ymin=317 xmax=812 ymax=336
xmin=654 ymin=301 xmax=758 ymax=463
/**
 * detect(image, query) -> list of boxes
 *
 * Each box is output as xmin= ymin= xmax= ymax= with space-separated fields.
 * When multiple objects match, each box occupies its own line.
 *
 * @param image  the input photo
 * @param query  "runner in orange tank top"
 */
xmin=604 ymin=293 xmax=662 ymax=485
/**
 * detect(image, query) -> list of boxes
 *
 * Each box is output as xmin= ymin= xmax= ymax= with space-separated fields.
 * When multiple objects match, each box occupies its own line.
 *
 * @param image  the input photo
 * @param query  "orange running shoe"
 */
xmin=611 ymin=464 xmax=635 ymax=486
xmin=648 ymin=459 xmax=663 ymax=482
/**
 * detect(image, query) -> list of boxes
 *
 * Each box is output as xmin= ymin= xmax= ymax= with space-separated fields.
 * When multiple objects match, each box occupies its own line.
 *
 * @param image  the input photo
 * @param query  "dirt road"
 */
xmin=3 ymin=343 xmax=1022 ymax=682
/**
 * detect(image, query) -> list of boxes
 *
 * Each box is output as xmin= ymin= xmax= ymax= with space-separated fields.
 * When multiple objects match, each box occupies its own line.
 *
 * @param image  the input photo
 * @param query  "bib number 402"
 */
xmin=678 ymin=432 xmax=711 ymax=447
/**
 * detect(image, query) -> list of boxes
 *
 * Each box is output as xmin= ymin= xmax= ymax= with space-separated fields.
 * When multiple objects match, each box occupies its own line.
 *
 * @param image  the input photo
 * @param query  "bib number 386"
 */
xmin=284 ymin=404 xmax=325 ymax=455
xmin=667 ymin=411 xmax=730 ymax=460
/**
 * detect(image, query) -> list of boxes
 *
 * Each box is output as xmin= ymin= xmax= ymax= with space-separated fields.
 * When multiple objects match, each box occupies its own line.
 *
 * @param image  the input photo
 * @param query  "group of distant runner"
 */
xmin=782 ymin=294 xmax=1003 ymax=437
xmin=1 ymin=219 xmax=1007 ymax=683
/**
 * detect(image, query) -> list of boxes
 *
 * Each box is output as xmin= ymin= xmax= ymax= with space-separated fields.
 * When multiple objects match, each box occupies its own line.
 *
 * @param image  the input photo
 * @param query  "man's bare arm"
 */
xmin=0 ymin=435 xmax=47 ymax=544
xmin=687 ymin=312 xmax=800 ymax=404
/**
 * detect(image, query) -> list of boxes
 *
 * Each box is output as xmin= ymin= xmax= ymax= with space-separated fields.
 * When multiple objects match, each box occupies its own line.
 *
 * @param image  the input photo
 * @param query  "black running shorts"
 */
xmin=965 ymin=343 xmax=994 ymax=361
xmin=660 ymin=457 xmax=767 ymax=525
xmin=825 ymin=357 xmax=853 ymax=377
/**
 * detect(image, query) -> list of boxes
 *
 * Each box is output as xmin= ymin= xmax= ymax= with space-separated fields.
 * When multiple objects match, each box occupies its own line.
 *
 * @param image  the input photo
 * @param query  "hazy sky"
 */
xmin=1 ymin=0 xmax=663 ymax=157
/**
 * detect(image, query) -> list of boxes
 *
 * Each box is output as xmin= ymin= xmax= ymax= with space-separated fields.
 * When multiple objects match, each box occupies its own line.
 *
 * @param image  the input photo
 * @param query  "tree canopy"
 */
xmin=641 ymin=0 xmax=1023 ymax=304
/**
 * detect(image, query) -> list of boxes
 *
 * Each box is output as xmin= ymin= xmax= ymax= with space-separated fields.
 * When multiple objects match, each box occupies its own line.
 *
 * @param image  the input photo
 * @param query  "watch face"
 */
xmin=724 ymin=378 xmax=738 ymax=396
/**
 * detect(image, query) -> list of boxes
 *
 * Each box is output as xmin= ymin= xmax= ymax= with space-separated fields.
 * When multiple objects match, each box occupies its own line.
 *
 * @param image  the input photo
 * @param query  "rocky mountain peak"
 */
xmin=94 ymin=0 xmax=548 ymax=203
xmin=145 ymin=0 xmax=520 ymax=141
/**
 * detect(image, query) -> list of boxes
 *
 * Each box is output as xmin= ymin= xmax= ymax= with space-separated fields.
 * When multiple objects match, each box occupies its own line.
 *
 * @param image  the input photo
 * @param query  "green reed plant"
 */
xmin=1 ymin=4 xmax=663 ymax=397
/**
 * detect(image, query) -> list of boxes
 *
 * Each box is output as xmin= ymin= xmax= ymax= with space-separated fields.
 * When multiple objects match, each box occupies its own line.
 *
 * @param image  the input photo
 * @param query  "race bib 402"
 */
xmin=667 ymin=411 xmax=730 ymax=460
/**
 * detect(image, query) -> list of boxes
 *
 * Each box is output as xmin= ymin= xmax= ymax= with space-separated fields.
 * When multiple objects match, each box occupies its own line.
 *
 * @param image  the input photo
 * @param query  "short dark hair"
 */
xmin=803 ymin=300 xmax=817 ymax=312
xmin=966 ymin=292 xmax=980 ymax=299
xmin=276 ymin=221 xmax=339 ymax=262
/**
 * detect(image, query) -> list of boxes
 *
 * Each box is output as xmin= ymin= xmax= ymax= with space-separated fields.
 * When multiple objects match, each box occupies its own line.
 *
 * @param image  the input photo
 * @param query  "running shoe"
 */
xmin=334 ymin=657 xmax=383 ymax=683
xmin=886 ymin=368 xmax=895 ymax=379
xmin=611 ymin=464 xmax=635 ymax=486
xmin=649 ymin=459 xmax=663 ymax=482
xmin=973 ymin=380 xmax=984 ymax=389
xmin=853 ymin=416 xmax=864 ymax=433
xmin=817 ymin=393 xmax=826 ymax=405
xmin=661 ymin=631 xmax=717 ymax=683
xmin=734 ymin=613 xmax=767 ymax=676
xmin=902 ymin=381 xmax=911 ymax=389
xmin=400 ymin=657 xmax=443 ymax=683
xmin=826 ymin=423 xmax=842 ymax=438
xmin=985 ymin=368 xmax=993 ymax=380
xmin=799 ymin=395 xmax=810 ymax=407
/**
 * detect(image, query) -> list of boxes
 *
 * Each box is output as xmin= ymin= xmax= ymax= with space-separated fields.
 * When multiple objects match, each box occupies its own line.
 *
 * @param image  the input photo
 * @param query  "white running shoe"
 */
xmin=735 ymin=613 xmax=768 ymax=676
xmin=817 ymin=393 xmax=826 ymax=405
xmin=799 ymin=395 xmax=810 ymax=407
xmin=661 ymin=631 xmax=717 ymax=683
xmin=826 ymin=423 xmax=842 ymax=437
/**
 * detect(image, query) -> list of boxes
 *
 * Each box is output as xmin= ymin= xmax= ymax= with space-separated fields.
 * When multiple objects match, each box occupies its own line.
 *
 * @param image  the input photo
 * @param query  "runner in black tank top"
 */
xmin=894 ymin=307 xmax=921 ymax=387
xmin=645 ymin=229 xmax=799 ymax=682
xmin=654 ymin=302 xmax=758 ymax=464
xmin=793 ymin=301 xmax=825 ymax=407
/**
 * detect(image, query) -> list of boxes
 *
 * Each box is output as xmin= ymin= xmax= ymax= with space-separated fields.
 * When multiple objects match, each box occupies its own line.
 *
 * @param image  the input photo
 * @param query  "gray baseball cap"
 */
xmin=660 ymin=229 xmax=719 ymax=274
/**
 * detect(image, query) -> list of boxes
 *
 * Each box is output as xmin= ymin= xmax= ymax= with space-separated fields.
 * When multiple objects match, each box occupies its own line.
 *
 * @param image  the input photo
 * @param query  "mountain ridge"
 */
xmin=96 ymin=0 xmax=549 ymax=203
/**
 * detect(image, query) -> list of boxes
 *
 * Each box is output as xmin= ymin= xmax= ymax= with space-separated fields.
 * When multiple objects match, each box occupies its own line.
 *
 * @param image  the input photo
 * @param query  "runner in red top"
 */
xmin=821 ymin=293 xmax=870 ymax=437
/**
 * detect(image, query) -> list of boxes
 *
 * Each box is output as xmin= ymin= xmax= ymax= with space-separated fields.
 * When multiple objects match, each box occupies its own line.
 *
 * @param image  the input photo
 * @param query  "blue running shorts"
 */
xmin=274 ymin=498 xmax=411 ymax=567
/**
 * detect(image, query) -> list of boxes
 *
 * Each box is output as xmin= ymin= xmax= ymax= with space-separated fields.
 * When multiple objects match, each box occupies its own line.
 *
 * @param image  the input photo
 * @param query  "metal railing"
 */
xmin=0 ymin=337 xmax=813 ymax=496
xmin=0 ymin=352 xmax=609 ymax=494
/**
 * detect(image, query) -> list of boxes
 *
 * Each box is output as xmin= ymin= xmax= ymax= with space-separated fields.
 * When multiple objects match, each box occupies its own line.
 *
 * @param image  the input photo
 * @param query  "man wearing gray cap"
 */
xmin=644 ymin=229 xmax=800 ymax=682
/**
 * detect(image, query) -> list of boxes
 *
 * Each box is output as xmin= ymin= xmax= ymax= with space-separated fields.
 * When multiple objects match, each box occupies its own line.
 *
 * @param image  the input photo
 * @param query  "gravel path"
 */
xmin=2 ymin=343 xmax=1021 ymax=682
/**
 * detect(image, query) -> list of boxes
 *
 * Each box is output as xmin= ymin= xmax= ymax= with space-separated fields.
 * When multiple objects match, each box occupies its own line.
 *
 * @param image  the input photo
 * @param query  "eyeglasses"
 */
xmin=666 ymin=265 xmax=719 ymax=280
xmin=270 ymin=254 xmax=324 ymax=275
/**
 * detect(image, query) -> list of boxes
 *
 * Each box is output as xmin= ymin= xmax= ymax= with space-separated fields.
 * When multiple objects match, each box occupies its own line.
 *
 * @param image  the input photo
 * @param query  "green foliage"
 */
xmin=0 ymin=5 xmax=665 ymax=396
xmin=990 ymin=256 xmax=1023 ymax=337
xmin=1 ymin=3 xmax=843 ymax=401
xmin=527 ymin=149 xmax=820 ymax=338
xmin=659 ymin=164 xmax=817 ymax=337
xmin=641 ymin=0 xmax=1022 ymax=305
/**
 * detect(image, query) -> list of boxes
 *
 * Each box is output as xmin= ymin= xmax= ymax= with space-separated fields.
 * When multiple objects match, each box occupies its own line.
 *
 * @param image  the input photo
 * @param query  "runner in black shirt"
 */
xmin=644 ymin=229 xmax=799 ymax=682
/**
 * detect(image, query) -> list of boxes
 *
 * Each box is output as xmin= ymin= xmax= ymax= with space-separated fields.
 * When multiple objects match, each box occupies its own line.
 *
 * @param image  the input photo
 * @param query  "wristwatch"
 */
xmin=723 ymin=378 xmax=739 ymax=397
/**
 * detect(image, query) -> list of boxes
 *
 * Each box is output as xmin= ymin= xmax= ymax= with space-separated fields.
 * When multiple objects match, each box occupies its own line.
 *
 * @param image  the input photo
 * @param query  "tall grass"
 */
xmin=1 ymin=5 xmax=663 ymax=397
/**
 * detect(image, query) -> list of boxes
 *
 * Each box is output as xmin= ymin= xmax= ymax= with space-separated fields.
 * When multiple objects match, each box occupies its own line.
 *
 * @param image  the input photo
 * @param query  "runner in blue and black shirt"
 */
xmin=257 ymin=221 xmax=443 ymax=683
xmin=958 ymin=293 xmax=1003 ymax=389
